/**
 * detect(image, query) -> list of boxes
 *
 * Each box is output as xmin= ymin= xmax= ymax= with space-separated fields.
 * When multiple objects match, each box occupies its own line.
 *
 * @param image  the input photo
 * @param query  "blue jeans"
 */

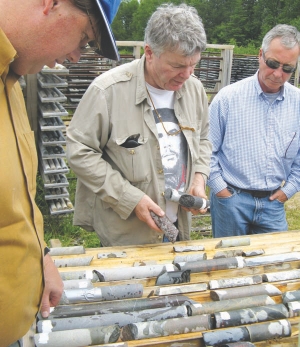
xmin=210 ymin=186 xmax=288 ymax=238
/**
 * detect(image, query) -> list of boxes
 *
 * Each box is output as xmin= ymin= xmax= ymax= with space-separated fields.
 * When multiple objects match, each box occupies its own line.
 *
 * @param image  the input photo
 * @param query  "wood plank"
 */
xmin=49 ymin=238 xmax=62 ymax=248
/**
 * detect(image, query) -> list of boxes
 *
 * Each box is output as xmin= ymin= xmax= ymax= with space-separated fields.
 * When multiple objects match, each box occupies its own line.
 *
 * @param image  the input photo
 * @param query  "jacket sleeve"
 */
xmin=195 ymin=85 xmax=212 ymax=179
xmin=66 ymin=83 xmax=145 ymax=220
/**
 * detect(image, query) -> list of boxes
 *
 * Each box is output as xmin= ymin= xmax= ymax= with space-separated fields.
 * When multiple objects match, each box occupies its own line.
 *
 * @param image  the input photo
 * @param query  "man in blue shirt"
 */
xmin=208 ymin=24 xmax=300 ymax=237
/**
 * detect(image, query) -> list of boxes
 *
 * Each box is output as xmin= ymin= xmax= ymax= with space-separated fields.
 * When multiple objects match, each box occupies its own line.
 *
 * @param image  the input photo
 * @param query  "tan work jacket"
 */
xmin=67 ymin=55 xmax=211 ymax=246
xmin=0 ymin=28 xmax=44 ymax=346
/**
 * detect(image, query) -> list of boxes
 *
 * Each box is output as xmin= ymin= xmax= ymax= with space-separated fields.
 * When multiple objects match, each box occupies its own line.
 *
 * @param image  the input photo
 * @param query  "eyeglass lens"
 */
xmin=263 ymin=53 xmax=297 ymax=73
xmin=84 ymin=6 xmax=102 ymax=55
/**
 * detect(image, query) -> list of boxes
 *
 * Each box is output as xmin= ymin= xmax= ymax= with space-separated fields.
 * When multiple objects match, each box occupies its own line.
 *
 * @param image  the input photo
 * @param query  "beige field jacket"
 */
xmin=67 ymin=55 xmax=211 ymax=246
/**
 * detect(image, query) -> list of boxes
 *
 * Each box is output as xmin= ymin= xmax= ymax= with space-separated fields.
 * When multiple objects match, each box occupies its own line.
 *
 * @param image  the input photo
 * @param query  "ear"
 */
xmin=259 ymin=48 xmax=263 ymax=59
xmin=144 ymin=44 xmax=153 ymax=62
xmin=43 ymin=0 xmax=56 ymax=15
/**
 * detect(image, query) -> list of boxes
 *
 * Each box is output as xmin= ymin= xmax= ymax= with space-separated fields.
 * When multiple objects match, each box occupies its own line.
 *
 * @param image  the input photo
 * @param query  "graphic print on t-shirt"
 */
xmin=146 ymin=83 xmax=187 ymax=223
xmin=154 ymin=108 xmax=187 ymax=192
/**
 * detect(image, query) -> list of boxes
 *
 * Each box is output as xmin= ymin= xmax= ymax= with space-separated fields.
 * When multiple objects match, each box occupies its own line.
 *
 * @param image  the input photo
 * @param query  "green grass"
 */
xmin=286 ymin=209 xmax=300 ymax=230
xmin=285 ymin=195 xmax=300 ymax=231
xmin=36 ymin=171 xmax=101 ymax=248
xmin=191 ymin=215 xmax=212 ymax=240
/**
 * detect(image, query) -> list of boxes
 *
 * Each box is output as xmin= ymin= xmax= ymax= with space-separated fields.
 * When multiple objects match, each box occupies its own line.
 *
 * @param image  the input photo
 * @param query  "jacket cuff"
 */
xmin=113 ymin=183 xmax=145 ymax=220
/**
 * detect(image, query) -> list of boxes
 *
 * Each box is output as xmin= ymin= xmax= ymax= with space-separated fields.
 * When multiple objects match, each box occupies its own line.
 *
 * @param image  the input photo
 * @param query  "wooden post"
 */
xmin=133 ymin=45 xmax=141 ymax=59
xmin=219 ymin=46 xmax=234 ymax=89
xmin=206 ymin=44 xmax=234 ymax=92
xmin=116 ymin=41 xmax=144 ymax=59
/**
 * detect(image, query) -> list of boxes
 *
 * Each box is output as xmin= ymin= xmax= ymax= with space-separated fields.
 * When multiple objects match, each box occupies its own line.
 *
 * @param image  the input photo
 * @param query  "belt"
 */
xmin=226 ymin=183 xmax=279 ymax=198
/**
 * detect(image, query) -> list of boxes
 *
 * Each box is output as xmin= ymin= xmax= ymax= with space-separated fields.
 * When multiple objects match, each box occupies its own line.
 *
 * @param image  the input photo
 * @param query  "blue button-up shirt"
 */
xmin=208 ymin=71 xmax=300 ymax=199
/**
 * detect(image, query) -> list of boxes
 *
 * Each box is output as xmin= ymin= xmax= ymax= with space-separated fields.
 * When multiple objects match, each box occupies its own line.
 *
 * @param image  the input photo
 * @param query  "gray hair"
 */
xmin=144 ymin=3 xmax=207 ymax=57
xmin=262 ymin=24 xmax=300 ymax=53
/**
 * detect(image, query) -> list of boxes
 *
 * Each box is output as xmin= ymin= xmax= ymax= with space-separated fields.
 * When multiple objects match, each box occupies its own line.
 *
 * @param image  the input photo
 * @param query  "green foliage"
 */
xmin=35 ymin=172 xmax=101 ymax=248
xmin=233 ymin=42 xmax=260 ymax=55
xmin=112 ymin=0 xmax=300 ymax=47
xmin=191 ymin=215 xmax=212 ymax=240
xmin=111 ymin=0 xmax=139 ymax=40
xmin=286 ymin=209 xmax=300 ymax=230
xmin=43 ymin=214 xmax=101 ymax=248
xmin=131 ymin=0 xmax=168 ymax=41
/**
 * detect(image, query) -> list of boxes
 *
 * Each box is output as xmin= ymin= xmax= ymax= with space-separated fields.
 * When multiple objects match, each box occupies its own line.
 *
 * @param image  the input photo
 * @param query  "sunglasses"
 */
xmin=262 ymin=51 xmax=297 ymax=74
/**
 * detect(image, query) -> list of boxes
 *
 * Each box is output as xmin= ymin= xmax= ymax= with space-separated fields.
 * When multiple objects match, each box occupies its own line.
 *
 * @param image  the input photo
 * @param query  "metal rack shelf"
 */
xmin=37 ymin=66 xmax=74 ymax=215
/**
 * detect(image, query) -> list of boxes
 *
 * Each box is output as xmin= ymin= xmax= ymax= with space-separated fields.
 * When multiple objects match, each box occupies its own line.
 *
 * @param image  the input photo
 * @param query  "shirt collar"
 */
xmin=0 ymin=27 xmax=17 ymax=80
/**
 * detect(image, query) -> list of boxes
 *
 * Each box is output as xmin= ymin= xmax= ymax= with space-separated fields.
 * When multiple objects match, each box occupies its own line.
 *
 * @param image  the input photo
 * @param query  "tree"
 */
xmin=255 ymin=0 xmax=285 ymax=36
xmin=112 ymin=0 xmax=139 ymax=41
xmin=278 ymin=0 xmax=300 ymax=25
xmin=131 ymin=0 xmax=172 ymax=41
xmin=197 ymin=0 xmax=234 ymax=44
xmin=223 ymin=0 xmax=262 ymax=46
xmin=111 ymin=0 xmax=300 ymax=50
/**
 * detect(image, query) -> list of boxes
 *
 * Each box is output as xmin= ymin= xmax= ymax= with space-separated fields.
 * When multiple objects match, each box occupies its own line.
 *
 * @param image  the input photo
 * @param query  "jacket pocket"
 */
xmin=110 ymin=138 xmax=151 ymax=183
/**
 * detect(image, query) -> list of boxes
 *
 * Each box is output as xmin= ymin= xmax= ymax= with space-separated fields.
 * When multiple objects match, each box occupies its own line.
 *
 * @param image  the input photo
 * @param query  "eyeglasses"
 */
xmin=84 ymin=7 xmax=102 ymax=55
xmin=262 ymin=51 xmax=297 ymax=74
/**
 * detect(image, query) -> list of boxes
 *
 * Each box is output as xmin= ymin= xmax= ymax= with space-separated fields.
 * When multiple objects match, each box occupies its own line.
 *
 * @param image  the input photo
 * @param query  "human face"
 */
xmin=10 ymin=1 xmax=96 ymax=75
xmin=258 ymin=38 xmax=300 ymax=93
xmin=144 ymin=45 xmax=201 ymax=91
xmin=157 ymin=122 xmax=181 ymax=170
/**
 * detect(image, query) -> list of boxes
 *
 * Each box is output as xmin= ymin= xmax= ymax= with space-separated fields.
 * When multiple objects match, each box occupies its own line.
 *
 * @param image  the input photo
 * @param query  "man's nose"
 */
xmin=66 ymin=49 xmax=81 ymax=64
xmin=272 ymin=65 xmax=286 ymax=77
xmin=180 ymin=66 xmax=194 ymax=79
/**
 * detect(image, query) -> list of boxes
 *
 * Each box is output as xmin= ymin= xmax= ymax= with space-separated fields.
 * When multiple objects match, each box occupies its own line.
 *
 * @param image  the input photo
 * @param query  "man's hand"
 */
xmin=216 ymin=187 xmax=232 ymax=198
xmin=134 ymin=195 xmax=165 ymax=232
xmin=269 ymin=189 xmax=288 ymax=203
xmin=40 ymin=254 xmax=64 ymax=318
xmin=187 ymin=172 xmax=208 ymax=215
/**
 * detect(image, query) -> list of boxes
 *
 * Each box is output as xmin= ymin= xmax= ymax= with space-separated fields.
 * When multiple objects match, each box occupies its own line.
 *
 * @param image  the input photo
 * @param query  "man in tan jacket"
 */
xmin=67 ymin=4 xmax=212 ymax=247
